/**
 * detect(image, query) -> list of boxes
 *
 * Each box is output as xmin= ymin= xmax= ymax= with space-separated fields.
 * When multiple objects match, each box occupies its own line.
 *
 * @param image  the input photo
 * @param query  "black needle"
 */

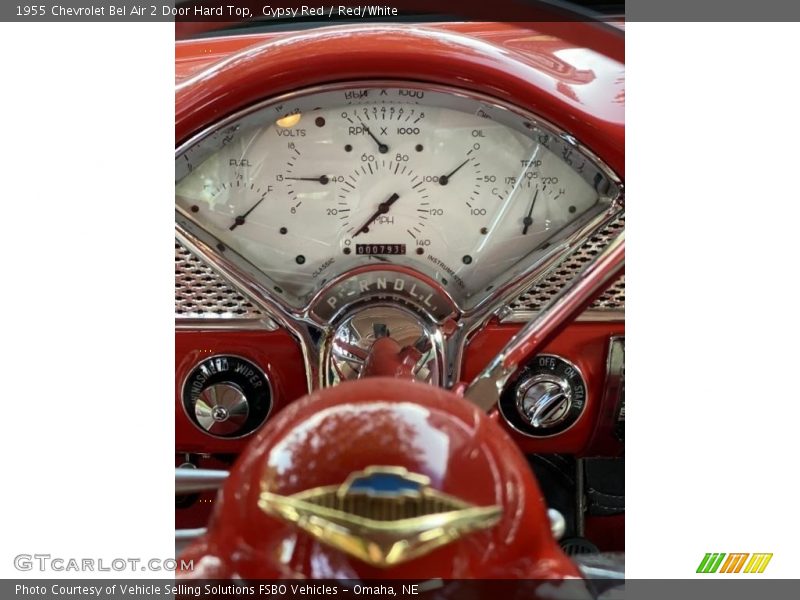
xmin=353 ymin=193 xmax=400 ymax=237
xmin=284 ymin=175 xmax=329 ymax=185
xmin=522 ymin=188 xmax=539 ymax=235
xmin=363 ymin=126 xmax=389 ymax=154
xmin=438 ymin=159 xmax=469 ymax=186
xmin=229 ymin=194 xmax=267 ymax=231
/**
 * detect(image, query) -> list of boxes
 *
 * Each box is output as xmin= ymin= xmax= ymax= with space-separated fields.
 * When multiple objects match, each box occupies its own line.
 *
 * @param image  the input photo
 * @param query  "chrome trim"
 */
xmin=175 ymin=81 xmax=624 ymax=391
xmin=575 ymin=457 xmax=586 ymax=538
xmin=175 ymin=468 xmax=229 ymax=494
xmin=576 ymin=563 xmax=625 ymax=581
xmin=604 ymin=336 xmax=625 ymax=441
xmin=307 ymin=267 xmax=458 ymax=325
xmin=465 ymin=233 xmax=624 ymax=410
xmin=180 ymin=353 xmax=274 ymax=440
xmin=175 ymin=528 xmax=206 ymax=554
xmin=499 ymin=354 xmax=588 ymax=439
xmin=175 ymin=318 xmax=276 ymax=331
xmin=548 ymin=508 xmax=566 ymax=541
xmin=604 ymin=336 xmax=625 ymax=418
xmin=323 ymin=303 xmax=445 ymax=387
xmin=176 ymin=527 xmax=206 ymax=540
xmin=502 ymin=310 xmax=624 ymax=324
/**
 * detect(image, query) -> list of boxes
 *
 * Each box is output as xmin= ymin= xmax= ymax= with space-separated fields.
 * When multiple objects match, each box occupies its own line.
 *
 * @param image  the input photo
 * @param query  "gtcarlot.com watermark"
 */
xmin=14 ymin=554 xmax=193 ymax=572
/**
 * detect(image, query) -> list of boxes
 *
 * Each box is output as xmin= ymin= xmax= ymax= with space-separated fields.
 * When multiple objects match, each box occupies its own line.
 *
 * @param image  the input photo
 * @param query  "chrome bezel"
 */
xmin=502 ymin=309 xmax=624 ymax=323
xmin=320 ymin=301 xmax=447 ymax=388
xmin=604 ymin=335 xmax=625 ymax=438
xmin=499 ymin=353 xmax=588 ymax=439
xmin=603 ymin=336 xmax=625 ymax=412
xmin=175 ymin=81 xmax=624 ymax=391
xmin=174 ymin=318 xmax=277 ymax=331
xmin=180 ymin=353 xmax=274 ymax=440
xmin=305 ymin=264 xmax=459 ymax=325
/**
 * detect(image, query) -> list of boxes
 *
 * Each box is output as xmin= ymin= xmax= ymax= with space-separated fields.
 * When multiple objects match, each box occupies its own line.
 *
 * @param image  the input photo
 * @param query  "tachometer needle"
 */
xmin=438 ymin=159 xmax=469 ymax=186
xmin=362 ymin=126 xmax=389 ymax=154
xmin=229 ymin=194 xmax=267 ymax=231
xmin=352 ymin=192 xmax=400 ymax=237
xmin=522 ymin=188 xmax=539 ymax=235
xmin=284 ymin=175 xmax=329 ymax=185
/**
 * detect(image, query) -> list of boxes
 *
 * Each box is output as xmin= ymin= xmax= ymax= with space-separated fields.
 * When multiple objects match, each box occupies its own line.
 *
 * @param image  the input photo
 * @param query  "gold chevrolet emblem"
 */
xmin=258 ymin=466 xmax=502 ymax=567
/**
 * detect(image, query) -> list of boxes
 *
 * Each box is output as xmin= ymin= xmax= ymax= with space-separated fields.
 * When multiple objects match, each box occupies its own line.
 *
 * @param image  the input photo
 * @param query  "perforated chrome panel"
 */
xmin=505 ymin=215 xmax=625 ymax=321
xmin=591 ymin=276 xmax=625 ymax=312
xmin=175 ymin=241 xmax=264 ymax=320
xmin=176 ymin=212 xmax=623 ymax=324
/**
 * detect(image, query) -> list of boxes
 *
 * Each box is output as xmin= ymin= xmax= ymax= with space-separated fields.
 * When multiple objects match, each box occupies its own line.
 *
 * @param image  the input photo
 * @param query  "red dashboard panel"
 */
xmin=464 ymin=322 xmax=624 ymax=455
xmin=176 ymin=322 xmax=623 ymax=456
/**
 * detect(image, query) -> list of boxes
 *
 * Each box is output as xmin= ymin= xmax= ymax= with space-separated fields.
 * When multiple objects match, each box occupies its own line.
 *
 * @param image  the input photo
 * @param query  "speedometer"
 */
xmin=176 ymin=84 xmax=620 ymax=311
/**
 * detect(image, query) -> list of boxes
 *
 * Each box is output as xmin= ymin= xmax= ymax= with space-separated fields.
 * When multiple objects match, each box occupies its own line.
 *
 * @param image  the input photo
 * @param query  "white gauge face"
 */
xmin=176 ymin=86 xmax=618 ymax=309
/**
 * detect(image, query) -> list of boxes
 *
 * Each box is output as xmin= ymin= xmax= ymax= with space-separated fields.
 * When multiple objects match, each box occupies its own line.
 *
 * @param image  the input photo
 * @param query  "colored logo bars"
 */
xmin=696 ymin=553 xmax=773 ymax=574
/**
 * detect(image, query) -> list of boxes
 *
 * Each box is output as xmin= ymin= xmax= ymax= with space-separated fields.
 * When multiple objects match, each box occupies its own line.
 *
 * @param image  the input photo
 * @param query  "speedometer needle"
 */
xmin=522 ymin=188 xmax=539 ymax=235
xmin=352 ymin=193 xmax=400 ymax=237
xmin=229 ymin=194 xmax=267 ymax=231
xmin=285 ymin=175 xmax=329 ymax=185
xmin=438 ymin=159 xmax=469 ymax=186
xmin=363 ymin=126 xmax=389 ymax=154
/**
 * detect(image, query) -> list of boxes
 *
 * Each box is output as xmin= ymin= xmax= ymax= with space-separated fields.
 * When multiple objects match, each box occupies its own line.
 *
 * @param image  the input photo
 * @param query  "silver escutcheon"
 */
xmin=326 ymin=305 xmax=442 ymax=386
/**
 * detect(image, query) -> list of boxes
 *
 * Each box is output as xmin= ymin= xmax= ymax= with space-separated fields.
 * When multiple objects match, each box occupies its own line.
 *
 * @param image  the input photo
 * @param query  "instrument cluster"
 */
xmin=176 ymin=84 xmax=620 ymax=314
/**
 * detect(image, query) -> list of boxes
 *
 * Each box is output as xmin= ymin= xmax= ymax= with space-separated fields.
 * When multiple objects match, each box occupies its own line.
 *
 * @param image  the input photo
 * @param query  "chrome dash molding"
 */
xmin=603 ymin=336 xmax=625 ymax=415
xmin=604 ymin=336 xmax=625 ymax=441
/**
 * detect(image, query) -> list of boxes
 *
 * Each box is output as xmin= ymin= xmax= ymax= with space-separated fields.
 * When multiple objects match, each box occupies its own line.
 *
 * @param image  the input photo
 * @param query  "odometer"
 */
xmin=356 ymin=244 xmax=407 ymax=256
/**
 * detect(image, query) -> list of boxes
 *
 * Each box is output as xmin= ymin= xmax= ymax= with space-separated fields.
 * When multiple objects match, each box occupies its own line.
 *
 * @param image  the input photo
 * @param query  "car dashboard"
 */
xmin=174 ymin=20 xmax=625 ymax=555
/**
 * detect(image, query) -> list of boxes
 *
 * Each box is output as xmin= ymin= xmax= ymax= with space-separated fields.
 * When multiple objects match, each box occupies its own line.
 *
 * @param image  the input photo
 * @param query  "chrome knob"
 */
xmin=182 ymin=355 xmax=272 ymax=439
xmin=195 ymin=383 xmax=249 ymax=436
xmin=500 ymin=355 xmax=586 ymax=438
xmin=516 ymin=375 xmax=572 ymax=430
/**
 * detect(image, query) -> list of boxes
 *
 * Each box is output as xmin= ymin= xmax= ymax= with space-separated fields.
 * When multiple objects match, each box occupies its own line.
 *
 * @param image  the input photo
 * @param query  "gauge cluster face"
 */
xmin=176 ymin=84 xmax=620 ymax=312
